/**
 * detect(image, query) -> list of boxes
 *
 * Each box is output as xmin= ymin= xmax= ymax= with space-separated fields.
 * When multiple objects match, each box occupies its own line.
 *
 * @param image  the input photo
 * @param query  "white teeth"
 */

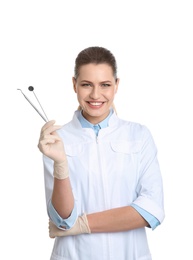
xmin=89 ymin=102 xmax=102 ymax=106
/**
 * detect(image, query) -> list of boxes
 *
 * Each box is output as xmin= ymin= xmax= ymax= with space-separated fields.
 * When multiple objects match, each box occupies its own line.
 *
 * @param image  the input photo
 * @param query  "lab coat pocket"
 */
xmin=110 ymin=140 xmax=141 ymax=154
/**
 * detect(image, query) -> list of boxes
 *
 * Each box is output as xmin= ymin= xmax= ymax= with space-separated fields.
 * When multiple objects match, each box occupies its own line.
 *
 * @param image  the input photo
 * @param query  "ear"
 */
xmin=72 ymin=77 xmax=77 ymax=93
xmin=115 ymin=78 xmax=120 ymax=93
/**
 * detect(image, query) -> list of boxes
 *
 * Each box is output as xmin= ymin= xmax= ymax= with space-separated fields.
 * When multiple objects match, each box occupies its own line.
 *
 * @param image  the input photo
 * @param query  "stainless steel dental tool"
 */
xmin=17 ymin=87 xmax=49 ymax=122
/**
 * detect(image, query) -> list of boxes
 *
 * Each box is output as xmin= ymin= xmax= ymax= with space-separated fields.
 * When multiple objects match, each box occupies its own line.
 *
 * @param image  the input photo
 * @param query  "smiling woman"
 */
xmin=38 ymin=46 xmax=165 ymax=260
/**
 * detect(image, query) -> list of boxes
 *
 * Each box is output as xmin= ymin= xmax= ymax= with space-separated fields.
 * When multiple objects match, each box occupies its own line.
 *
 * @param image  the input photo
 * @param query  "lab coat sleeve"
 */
xmin=131 ymin=203 xmax=160 ymax=230
xmin=133 ymin=126 xmax=165 ymax=224
xmin=48 ymin=200 xmax=78 ymax=230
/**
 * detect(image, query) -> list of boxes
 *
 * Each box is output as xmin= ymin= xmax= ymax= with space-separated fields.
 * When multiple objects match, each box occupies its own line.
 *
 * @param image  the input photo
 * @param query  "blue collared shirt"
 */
xmin=48 ymin=109 xmax=160 ymax=230
xmin=77 ymin=109 xmax=113 ymax=136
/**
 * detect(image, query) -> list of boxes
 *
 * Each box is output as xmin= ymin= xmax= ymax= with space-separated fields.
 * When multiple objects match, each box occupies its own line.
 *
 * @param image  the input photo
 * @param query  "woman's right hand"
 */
xmin=38 ymin=120 xmax=66 ymax=163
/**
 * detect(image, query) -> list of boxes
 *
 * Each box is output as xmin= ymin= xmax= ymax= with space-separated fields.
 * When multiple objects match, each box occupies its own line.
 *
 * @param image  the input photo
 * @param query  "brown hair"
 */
xmin=74 ymin=46 xmax=118 ymax=113
xmin=74 ymin=46 xmax=117 ymax=79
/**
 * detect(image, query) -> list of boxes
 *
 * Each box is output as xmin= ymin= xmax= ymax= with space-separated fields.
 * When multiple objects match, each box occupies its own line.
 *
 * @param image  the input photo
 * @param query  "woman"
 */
xmin=38 ymin=46 xmax=165 ymax=260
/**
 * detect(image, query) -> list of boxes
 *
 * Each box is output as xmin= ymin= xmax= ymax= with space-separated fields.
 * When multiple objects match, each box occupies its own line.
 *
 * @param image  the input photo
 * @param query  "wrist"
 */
xmin=54 ymin=154 xmax=68 ymax=164
xmin=54 ymin=161 xmax=69 ymax=179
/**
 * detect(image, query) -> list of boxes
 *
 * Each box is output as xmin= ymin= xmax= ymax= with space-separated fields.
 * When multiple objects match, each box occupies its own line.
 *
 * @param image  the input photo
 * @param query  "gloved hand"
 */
xmin=49 ymin=214 xmax=91 ymax=238
xmin=38 ymin=120 xmax=69 ymax=179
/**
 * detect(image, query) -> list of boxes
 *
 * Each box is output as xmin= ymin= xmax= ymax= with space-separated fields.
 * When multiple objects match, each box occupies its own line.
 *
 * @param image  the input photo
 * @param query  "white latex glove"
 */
xmin=38 ymin=120 xmax=69 ymax=179
xmin=49 ymin=214 xmax=91 ymax=238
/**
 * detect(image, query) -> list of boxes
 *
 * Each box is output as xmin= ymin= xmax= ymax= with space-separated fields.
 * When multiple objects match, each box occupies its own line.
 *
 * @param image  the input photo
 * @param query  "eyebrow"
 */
xmin=80 ymin=80 xmax=112 ymax=83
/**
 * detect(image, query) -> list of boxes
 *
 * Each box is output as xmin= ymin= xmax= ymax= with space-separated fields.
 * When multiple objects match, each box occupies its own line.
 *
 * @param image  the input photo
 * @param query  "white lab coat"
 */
xmin=43 ymin=110 xmax=165 ymax=260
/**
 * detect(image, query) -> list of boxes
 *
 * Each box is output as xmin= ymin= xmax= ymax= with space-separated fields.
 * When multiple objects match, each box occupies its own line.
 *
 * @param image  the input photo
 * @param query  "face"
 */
xmin=73 ymin=63 xmax=119 ymax=124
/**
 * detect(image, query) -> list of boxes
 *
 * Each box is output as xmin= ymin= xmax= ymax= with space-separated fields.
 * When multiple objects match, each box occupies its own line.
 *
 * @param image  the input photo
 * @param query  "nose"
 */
xmin=89 ymin=86 xmax=100 ymax=100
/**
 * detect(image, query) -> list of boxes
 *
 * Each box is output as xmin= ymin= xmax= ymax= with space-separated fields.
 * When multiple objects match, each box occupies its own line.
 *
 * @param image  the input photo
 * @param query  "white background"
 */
xmin=0 ymin=0 xmax=193 ymax=259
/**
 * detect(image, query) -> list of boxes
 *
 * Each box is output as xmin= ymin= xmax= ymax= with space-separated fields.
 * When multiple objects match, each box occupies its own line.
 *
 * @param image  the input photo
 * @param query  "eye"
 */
xmin=81 ymin=83 xmax=91 ymax=87
xmin=101 ymin=83 xmax=111 ymax=87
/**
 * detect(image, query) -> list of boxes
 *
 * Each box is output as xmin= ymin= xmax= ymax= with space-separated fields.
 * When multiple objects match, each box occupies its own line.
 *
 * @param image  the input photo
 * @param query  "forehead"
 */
xmin=78 ymin=63 xmax=114 ymax=80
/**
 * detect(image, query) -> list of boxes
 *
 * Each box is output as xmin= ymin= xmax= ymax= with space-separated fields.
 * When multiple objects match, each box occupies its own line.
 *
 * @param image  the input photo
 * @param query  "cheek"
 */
xmin=76 ymin=90 xmax=87 ymax=102
xmin=106 ymin=89 xmax=116 ymax=99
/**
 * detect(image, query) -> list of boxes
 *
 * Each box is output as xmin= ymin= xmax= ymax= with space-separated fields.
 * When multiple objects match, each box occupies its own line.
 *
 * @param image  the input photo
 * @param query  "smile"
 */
xmin=87 ymin=101 xmax=105 ymax=108
xmin=88 ymin=102 xmax=104 ymax=106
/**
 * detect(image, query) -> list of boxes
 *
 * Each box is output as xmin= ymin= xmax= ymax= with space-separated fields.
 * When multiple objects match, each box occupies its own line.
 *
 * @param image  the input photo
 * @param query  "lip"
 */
xmin=87 ymin=101 xmax=105 ymax=109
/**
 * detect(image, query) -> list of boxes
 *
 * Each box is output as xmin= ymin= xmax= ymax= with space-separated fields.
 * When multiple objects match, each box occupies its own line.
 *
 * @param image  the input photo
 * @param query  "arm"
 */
xmin=38 ymin=120 xmax=74 ymax=220
xmin=87 ymin=206 xmax=148 ymax=233
xmin=52 ymin=178 xmax=74 ymax=219
xmin=49 ymin=205 xmax=148 ymax=238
